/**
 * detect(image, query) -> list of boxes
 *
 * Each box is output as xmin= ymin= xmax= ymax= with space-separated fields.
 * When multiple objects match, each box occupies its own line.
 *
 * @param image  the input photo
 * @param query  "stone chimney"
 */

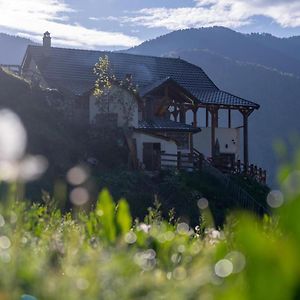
xmin=43 ymin=31 xmax=51 ymax=48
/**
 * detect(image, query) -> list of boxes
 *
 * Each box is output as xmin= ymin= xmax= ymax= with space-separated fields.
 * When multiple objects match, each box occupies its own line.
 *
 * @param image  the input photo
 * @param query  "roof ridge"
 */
xmin=27 ymin=45 xmax=184 ymax=62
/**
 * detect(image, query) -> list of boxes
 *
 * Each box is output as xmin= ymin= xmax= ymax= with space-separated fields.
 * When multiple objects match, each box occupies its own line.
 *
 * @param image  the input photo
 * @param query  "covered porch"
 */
xmin=139 ymin=77 xmax=266 ymax=183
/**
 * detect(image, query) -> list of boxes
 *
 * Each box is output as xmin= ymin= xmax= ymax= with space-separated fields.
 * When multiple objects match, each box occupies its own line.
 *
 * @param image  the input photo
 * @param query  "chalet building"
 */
xmin=21 ymin=33 xmax=265 ymax=181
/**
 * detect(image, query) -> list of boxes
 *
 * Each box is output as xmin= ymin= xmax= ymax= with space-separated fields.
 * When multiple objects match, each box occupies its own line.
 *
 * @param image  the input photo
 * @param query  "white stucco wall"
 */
xmin=193 ymin=127 xmax=241 ymax=159
xmin=89 ymin=85 xmax=139 ymax=128
xmin=133 ymin=132 xmax=178 ymax=167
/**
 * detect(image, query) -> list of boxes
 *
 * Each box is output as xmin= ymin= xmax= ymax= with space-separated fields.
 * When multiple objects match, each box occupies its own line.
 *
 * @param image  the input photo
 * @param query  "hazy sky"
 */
xmin=1 ymin=0 xmax=300 ymax=49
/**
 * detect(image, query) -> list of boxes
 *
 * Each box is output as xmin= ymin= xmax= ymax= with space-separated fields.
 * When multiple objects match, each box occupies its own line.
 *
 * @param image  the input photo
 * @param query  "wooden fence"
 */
xmin=160 ymin=151 xmax=202 ymax=171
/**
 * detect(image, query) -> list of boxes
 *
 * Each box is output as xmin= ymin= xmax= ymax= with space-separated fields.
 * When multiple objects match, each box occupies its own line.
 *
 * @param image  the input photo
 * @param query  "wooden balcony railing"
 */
xmin=160 ymin=151 xmax=202 ymax=171
xmin=211 ymin=157 xmax=267 ymax=185
xmin=228 ymin=160 xmax=267 ymax=185
xmin=160 ymin=150 xmax=267 ymax=185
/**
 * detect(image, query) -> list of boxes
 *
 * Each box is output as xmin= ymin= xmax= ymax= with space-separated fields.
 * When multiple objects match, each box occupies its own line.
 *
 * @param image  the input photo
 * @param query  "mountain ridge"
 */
xmin=128 ymin=26 xmax=300 ymax=78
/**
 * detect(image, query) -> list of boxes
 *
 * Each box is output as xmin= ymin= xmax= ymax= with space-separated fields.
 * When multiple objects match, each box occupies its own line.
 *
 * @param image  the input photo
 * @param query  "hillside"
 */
xmin=0 ymin=33 xmax=36 ymax=65
xmin=0 ymin=68 xmax=86 ymax=194
xmin=127 ymin=27 xmax=300 ymax=186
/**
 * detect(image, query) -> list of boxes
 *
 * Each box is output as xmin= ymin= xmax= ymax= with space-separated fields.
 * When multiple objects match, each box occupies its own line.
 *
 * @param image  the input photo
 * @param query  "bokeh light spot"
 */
xmin=267 ymin=190 xmax=284 ymax=208
xmin=214 ymin=259 xmax=233 ymax=278
xmin=177 ymin=223 xmax=189 ymax=235
xmin=70 ymin=187 xmax=89 ymax=206
xmin=0 ymin=109 xmax=27 ymax=161
xmin=197 ymin=198 xmax=209 ymax=210
xmin=0 ymin=236 xmax=11 ymax=249
xmin=225 ymin=251 xmax=246 ymax=273
xmin=124 ymin=232 xmax=137 ymax=244
xmin=67 ymin=166 xmax=89 ymax=186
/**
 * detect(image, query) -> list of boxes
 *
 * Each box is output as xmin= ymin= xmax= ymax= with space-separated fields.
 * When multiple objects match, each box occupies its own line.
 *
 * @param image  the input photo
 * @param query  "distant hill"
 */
xmin=0 ymin=33 xmax=36 ymax=65
xmin=127 ymin=27 xmax=300 ymax=185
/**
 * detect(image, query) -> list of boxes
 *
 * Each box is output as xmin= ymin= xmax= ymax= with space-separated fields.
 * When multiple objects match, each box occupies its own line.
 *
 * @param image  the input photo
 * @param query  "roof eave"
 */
xmin=136 ymin=127 xmax=201 ymax=133
xmin=20 ymin=45 xmax=32 ymax=71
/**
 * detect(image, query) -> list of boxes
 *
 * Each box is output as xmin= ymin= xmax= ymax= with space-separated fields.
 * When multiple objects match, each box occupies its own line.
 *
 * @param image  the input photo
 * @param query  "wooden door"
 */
xmin=143 ymin=143 xmax=161 ymax=171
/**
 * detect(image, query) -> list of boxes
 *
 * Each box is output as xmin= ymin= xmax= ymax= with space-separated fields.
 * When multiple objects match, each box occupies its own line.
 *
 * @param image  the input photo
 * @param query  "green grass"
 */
xmin=1 ymin=67 xmax=300 ymax=300
xmin=0 ymin=179 xmax=300 ymax=300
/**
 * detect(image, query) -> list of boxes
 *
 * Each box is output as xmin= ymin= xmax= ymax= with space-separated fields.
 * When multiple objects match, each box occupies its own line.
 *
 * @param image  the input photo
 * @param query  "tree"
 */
xmin=93 ymin=55 xmax=138 ymax=127
xmin=93 ymin=55 xmax=139 ymax=169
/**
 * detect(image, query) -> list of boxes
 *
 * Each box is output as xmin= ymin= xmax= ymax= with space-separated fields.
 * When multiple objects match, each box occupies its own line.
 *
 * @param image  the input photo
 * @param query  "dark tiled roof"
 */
xmin=138 ymin=118 xmax=200 ymax=133
xmin=139 ymin=77 xmax=173 ymax=97
xmin=192 ymin=90 xmax=260 ymax=108
xmin=22 ymin=45 xmax=259 ymax=108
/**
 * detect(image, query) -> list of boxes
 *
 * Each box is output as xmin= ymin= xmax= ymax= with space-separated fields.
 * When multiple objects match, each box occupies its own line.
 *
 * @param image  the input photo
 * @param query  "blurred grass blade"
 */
xmin=96 ymin=189 xmax=116 ymax=242
xmin=116 ymin=198 xmax=132 ymax=236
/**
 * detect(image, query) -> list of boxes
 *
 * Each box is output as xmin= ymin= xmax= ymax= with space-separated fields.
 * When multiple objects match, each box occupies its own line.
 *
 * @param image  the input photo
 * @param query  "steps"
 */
xmin=195 ymin=149 xmax=270 ymax=215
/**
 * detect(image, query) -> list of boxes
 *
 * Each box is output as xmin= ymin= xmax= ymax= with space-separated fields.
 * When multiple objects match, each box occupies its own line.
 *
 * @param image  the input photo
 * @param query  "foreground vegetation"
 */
xmin=1 ymin=67 xmax=299 ymax=300
xmin=0 ymin=173 xmax=299 ymax=300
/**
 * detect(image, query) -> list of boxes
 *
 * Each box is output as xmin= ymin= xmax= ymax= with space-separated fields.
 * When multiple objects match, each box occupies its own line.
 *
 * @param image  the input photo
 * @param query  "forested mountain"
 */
xmin=0 ymin=33 xmax=36 ymax=64
xmin=128 ymin=27 xmax=300 ymax=77
xmin=127 ymin=27 xmax=300 ymax=185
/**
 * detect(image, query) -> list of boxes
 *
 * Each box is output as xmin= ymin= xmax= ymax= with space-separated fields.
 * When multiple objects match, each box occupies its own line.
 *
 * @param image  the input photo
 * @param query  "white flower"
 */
xmin=138 ymin=223 xmax=151 ymax=233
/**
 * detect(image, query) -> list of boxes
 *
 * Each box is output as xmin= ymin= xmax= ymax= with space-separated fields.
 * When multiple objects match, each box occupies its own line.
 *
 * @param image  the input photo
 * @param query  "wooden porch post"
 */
xmin=243 ymin=113 xmax=249 ymax=168
xmin=228 ymin=109 xmax=232 ymax=128
xmin=177 ymin=151 xmax=182 ymax=170
xmin=193 ymin=108 xmax=198 ymax=128
xmin=210 ymin=107 xmax=218 ymax=158
xmin=206 ymin=109 xmax=209 ymax=128
xmin=179 ymin=105 xmax=186 ymax=123
xmin=240 ymin=109 xmax=253 ymax=168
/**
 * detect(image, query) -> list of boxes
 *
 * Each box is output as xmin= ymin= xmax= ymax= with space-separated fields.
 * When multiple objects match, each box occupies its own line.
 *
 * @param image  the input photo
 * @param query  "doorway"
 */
xmin=143 ymin=143 xmax=161 ymax=171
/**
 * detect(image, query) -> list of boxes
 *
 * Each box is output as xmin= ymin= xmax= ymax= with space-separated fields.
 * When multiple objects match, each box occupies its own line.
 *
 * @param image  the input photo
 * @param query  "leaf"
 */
xmin=96 ymin=189 xmax=116 ymax=243
xmin=116 ymin=199 xmax=132 ymax=235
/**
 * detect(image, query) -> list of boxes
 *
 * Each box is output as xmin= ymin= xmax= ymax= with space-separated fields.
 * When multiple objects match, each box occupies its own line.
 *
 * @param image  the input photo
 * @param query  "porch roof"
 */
xmin=138 ymin=118 xmax=201 ymax=133
xmin=191 ymin=89 xmax=259 ymax=109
